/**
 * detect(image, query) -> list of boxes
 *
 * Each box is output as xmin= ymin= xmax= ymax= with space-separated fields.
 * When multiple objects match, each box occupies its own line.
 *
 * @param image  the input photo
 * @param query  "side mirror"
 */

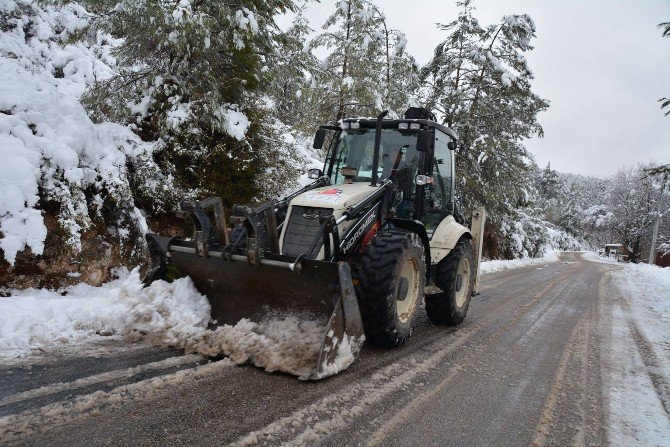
xmin=416 ymin=130 xmax=433 ymax=152
xmin=313 ymin=129 xmax=327 ymax=149
xmin=448 ymin=141 xmax=457 ymax=150
xmin=307 ymin=168 xmax=323 ymax=179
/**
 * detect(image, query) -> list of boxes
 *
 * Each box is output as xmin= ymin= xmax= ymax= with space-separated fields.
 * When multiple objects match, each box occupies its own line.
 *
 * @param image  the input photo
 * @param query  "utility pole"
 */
xmin=648 ymin=201 xmax=670 ymax=265
xmin=648 ymin=211 xmax=660 ymax=265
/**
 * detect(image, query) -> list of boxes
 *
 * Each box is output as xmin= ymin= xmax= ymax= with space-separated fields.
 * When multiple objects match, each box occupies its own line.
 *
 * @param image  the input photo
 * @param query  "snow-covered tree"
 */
xmin=264 ymin=4 xmax=319 ymax=130
xmin=83 ymin=0 xmax=301 ymax=210
xmin=0 ymin=0 xmax=155 ymax=270
xmin=303 ymin=0 xmax=417 ymax=129
xmin=420 ymin=0 xmax=548 ymax=223
xmin=539 ymin=163 xmax=561 ymax=199
xmin=606 ymin=166 xmax=669 ymax=262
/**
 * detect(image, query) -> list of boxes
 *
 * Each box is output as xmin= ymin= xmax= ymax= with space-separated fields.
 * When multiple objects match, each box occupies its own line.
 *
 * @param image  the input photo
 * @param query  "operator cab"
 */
xmin=313 ymin=108 xmax=458 ymax=237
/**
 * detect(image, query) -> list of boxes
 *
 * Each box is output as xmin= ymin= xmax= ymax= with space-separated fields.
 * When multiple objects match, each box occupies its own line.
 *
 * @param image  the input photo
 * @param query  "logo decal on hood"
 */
xmin=318 ymin=188 xmax=342 ymax=195
xmin=302 ymin=188 xmax=345 ymax=204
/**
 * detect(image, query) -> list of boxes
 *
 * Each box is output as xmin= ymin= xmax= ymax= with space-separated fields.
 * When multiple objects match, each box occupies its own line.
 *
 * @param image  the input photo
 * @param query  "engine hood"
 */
xmin=290 ymin=183 xmax=380 ymax=211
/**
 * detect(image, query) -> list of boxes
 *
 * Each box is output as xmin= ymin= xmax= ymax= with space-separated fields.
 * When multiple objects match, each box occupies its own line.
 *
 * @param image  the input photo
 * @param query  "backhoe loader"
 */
xmin=144 ymin=107 xmax=486 ymax=379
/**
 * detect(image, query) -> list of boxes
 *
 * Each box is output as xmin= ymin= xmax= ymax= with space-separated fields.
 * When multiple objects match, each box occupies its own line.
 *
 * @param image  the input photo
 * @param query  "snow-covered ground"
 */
xmin=0 ymin=249 xmax=563 ymax=377
xmin=582 ymin=252 xmax=670 ymax=447
xmin=0 ymin=269 xmax=355 ymax=379
xmin=614 ymin=262 xmax=670 ymax=367
xmin=0 ymin=252 xmax=566 ymax=362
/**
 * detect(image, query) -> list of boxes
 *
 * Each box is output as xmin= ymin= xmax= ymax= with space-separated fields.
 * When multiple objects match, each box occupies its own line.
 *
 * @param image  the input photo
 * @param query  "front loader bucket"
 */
xmin=145 ymin=235 xmax=365 ymax=380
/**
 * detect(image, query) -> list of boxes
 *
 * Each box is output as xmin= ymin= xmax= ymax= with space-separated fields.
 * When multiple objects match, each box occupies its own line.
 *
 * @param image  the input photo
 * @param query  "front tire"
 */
xmin=426 ymin=238 xmax=474 ymax=325
xmin=359 ymin=229 xmax=426 ymax=347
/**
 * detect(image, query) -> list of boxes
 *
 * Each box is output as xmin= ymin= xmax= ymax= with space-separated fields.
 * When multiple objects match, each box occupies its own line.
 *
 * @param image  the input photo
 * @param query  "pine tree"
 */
xmin=265 ymin=4 xmax=319 ymax=129
xmin=420 ymin=0 xmax=548 ymax=223
xmin=539 ymin=163 xmax=560 ymax=199
xmin=304 ymin=0 xmax=417 ymax=129
xmin=82 ymin=0 xmax=300 ymax=211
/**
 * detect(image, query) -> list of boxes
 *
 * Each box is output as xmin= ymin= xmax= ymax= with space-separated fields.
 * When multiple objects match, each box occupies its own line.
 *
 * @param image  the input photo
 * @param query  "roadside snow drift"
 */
xmin=0 ymin=270 xmax=355 ymax=379
xmin=479 ymin=250 xmax=560 ymax=274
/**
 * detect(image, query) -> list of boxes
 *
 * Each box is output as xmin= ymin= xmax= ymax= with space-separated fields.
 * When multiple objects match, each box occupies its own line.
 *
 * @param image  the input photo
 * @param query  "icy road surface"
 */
xmin=1 ymin=252 xmax=669 ymax=446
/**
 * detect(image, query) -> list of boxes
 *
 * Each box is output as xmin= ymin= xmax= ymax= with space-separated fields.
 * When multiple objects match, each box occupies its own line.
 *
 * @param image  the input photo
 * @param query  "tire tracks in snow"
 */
xmin=616 ymin=295 xmax=670 ymax=418
xmin=529 ymin=265 xmax=615 ymax=447
xmin=230 ymin=264 xmax=585 ymax=446
xmin=0 ymin=358 xmax=234 ymax=443
xmin=0 ymin=354 xmax=202 ymax=410
xmin=367 ymin=265 xmax=590 ymax=447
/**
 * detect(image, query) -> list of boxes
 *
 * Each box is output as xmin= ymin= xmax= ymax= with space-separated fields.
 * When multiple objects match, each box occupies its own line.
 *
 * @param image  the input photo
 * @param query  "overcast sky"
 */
xmin=277 ymin=0 xmax=670 ymax=177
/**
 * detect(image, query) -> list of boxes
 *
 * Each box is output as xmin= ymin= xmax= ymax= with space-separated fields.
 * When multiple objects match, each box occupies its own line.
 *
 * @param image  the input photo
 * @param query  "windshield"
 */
xmin=326 ymin=128 xmax=420 ymax=185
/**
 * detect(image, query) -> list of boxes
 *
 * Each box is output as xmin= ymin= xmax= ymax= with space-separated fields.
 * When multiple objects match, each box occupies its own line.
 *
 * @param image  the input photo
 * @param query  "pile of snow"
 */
xmin=0 ymin=273 xmax=130 ymax=357
xmin=0 ymin=270 xmax=354 ymax=379
xmin=185 ymin=314 xmax=329 ymax=379
xmin=581 ymin=251 xmax=620 ymax=265
xmin=614 ymin=262 xmax=670 ymax=364
xmin=479 ymin=250 xmax=560 ymax=274
xmin=0 ymin=0 xmax=156 ymax=263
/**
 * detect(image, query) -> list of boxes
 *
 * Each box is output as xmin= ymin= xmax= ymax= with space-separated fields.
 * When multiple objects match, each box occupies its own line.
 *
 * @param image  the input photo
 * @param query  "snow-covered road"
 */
xmin=1 ymin=252 xmax=669 ymax=446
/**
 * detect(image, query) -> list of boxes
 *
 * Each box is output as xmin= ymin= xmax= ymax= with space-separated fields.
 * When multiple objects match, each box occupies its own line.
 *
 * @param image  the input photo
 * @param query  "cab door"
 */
xmin=420 ymin=130 xmax=455 ymax=237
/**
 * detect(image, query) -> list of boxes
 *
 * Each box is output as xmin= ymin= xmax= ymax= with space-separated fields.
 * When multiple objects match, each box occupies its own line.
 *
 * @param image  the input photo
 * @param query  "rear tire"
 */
xmin=426 ymin=238 xmax=474 ymax=325
xmin=359 ymin=229 xmax=426 ymax=347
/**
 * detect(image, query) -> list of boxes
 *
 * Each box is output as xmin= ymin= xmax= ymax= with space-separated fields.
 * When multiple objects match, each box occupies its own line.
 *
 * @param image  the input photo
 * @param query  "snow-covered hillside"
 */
xmin=0 ymin=0 xmax=155 ymax=265
xmin=0 ymin=0 xmax=316 ymax=283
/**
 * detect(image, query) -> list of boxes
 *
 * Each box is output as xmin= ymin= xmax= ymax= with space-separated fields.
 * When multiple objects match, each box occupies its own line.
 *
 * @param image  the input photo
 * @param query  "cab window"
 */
xmin=420 ymin=130 xmax=454 ymax=236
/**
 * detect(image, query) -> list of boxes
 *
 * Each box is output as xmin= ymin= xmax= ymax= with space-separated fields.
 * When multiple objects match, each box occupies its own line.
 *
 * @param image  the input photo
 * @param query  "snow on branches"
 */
xmin=0 ymin=0 xmax=151 ymax=265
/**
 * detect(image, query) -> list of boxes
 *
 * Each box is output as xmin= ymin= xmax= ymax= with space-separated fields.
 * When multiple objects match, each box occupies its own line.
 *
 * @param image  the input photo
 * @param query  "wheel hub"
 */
xmin=397 ymin=278 xmax=409 ymax=301
xmin=454 ymin=257 xmax=471 ymax=308
xmin=455 ymin=274 xmax=463 ymax=292
xmin=396 ymin=257 xmax=420 ymax=324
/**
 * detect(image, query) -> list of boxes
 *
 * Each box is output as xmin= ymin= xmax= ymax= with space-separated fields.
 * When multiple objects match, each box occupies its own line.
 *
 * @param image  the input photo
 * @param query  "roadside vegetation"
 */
xmin=0 ymin=0 xmax=667 ymax=287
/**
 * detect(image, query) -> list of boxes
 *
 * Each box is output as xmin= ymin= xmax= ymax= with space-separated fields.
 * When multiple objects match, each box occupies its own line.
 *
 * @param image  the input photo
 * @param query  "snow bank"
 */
xmin=614 ymin=262 xmax=670 ymax=370
xmin=0 ymin=274 xmax=130 ymax=358
xmin=608 ymin=262 xmax=670 ymax=446
xmin=581 ymin=251 xmax=620 ymax=265
xmin=607 ymin=305 xmax=670 ymax=447
xmin=479 ymin=250 xmax=560 ymax=274
xmin=0 ymin=270 xmax=352 ymax=379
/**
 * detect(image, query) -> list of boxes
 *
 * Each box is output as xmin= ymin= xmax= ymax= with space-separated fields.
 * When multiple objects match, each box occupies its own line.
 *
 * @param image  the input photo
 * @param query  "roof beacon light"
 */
xmin=350 ymin=121 xmax=360 ymax=129
xmin=398 ymin=122 xmax=409 ymax=130
xmin=409 ymin=123 xmax=421 ymax=130
xmin=341 ymin=122 xmax=350 ymax=129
